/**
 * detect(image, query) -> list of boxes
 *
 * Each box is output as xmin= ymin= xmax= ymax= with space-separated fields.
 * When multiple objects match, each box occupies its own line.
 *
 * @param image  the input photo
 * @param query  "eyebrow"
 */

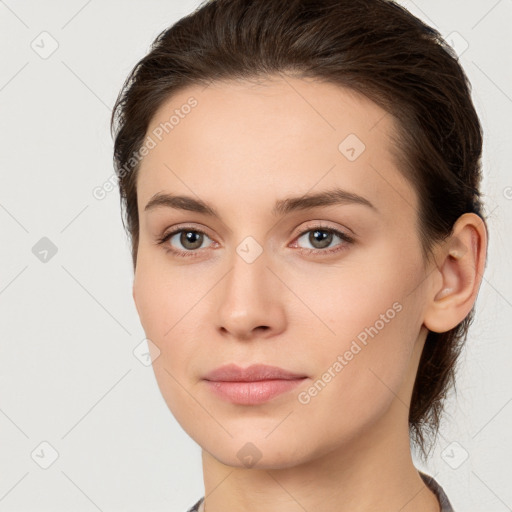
xmin=144 ymin=187 xmax=377 ymax=217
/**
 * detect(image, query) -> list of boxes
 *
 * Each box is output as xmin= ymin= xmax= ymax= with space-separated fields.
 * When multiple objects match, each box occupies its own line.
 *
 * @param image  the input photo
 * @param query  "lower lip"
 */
xmin=204 ymin=378 xmax=307 ymax=405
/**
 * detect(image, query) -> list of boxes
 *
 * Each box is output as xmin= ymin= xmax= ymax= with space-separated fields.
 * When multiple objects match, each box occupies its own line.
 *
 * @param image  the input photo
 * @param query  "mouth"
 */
xmin=203 ymin=363 xmax=307 ymax=382
xmin=203 ymin=363 xmax=308 ymax=405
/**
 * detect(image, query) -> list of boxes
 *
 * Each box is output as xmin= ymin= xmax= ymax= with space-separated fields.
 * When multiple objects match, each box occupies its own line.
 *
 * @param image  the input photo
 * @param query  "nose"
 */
xmin=215 ymin=245 xmax=287 ymax=341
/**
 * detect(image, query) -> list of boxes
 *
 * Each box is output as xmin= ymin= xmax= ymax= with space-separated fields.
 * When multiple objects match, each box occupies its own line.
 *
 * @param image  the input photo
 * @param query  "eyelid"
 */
xmin=289 ymin=223 xmax=355 ymax=256
xmin=291 ymin=220 xmax=355 ymax=240
xmin=158 ymin=223 xmax=215 ymax=242
xmin=155 ymin=223 xmax=216 ymax=257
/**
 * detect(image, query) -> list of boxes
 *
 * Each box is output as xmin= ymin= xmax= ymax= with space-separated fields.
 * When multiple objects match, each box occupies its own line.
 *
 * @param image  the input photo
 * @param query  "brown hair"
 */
xmin=111 ymin=0 xmax=487 ymax=459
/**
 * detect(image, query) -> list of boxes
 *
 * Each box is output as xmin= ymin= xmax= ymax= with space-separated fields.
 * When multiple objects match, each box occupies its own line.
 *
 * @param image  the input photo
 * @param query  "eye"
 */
xmin=157 ymin=227 xmax=215 ymax=257
xmin=156 ymin=223 xmax=354 ymax=258
xmin=292 ymin=225 xmax=354 ymax=256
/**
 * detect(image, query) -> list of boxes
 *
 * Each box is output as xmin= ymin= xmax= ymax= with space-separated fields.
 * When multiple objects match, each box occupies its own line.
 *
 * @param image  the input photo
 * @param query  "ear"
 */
xmin=423 ymin=213 xmax=487 ymax=333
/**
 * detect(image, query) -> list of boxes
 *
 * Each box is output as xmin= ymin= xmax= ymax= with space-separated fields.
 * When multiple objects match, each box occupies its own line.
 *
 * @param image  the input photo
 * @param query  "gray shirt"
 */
xmin=187 ymin=471 xmax=454 ymax=511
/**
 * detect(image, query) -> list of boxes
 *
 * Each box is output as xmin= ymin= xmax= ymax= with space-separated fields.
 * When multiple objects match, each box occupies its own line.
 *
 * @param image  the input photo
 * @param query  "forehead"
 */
xmin=136 ymin=75 xmax=416 ymax=218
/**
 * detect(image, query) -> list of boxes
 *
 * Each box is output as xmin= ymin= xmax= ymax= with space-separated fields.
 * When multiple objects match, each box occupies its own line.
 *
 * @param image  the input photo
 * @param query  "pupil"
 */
xmin=182 ymin=231 xmax=202 ymax=249
xmin=311 ymin=230 xmax=332 ymax=249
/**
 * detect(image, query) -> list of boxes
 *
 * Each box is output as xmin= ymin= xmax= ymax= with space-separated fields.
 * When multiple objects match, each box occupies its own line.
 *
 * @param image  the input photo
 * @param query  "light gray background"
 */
xmin=0 ymin=1 xmax=511 ymax=511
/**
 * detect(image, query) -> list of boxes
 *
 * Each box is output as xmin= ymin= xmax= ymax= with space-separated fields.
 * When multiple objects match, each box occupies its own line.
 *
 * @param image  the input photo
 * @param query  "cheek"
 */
xmin=283 ymin=247 xmax=420 ymax=344
xmin=283 ymin=303 xmax=420 ymax=460
xmin=132 ymin=255 xmax=192 ymax=364
xmin=133 ymin=263 xmax=165 ymax=340
xmin=284 ymin=248 xmax=424 ymax=405
xmin=133 ymin=249 xmax=195 ymax=335
xmin=133 ymin=257 xmax=203 ymax=424
xmin=132 ymin=251 xmax=225 ymax=385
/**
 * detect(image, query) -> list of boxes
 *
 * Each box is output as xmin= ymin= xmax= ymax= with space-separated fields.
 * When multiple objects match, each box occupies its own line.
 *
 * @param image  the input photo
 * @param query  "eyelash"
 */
xmin=156 ymin=224 xmax=355 ymax=259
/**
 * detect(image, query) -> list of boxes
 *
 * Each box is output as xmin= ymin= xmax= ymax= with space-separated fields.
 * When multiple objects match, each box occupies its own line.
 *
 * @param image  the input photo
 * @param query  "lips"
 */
xmin=203 ymin=363 xmax=307 ymax=382
xmin=203 ymin=364 xmax=308 ymax=404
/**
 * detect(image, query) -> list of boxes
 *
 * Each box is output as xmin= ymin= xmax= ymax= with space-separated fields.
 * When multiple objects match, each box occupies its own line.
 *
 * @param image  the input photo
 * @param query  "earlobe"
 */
xmin=423 ymin=213 xmax=487 ymax=334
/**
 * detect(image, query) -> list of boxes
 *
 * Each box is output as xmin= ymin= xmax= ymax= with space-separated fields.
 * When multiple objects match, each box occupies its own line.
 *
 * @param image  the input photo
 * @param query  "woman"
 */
xmin=110 ymin=0 xmax=488 ymax=510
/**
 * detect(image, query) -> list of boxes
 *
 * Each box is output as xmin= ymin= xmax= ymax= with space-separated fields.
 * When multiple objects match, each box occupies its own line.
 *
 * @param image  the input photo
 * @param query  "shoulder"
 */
xmin=419 ymin=471 xmax=455 ymax=512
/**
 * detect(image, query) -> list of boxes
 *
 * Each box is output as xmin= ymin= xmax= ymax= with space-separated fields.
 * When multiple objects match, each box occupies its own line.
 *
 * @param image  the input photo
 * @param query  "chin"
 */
xmin=200 ymin=433 xmax=317 ymax=470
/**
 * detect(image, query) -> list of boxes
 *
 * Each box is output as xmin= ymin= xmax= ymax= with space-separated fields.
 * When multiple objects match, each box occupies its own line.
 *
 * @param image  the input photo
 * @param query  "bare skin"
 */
xmin=132 ymin=74 xmax=487 ymax=512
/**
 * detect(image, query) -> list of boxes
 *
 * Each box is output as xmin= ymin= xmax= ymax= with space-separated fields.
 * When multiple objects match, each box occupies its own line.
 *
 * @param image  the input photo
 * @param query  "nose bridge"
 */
xmin=224 ymin=237 xmax=270 ymax=308
xmin=215 ymin=236 xmax=285 ymax=338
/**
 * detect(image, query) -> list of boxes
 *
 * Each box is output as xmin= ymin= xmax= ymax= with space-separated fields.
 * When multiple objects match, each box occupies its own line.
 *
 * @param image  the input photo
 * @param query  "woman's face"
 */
xmin=133 ymin=75 xmax=432 ymax=468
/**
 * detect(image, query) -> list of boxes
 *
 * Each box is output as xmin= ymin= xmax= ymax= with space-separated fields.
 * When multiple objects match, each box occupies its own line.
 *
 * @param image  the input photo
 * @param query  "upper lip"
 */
xmin=203 ymin=364 xmax=307 ymax=382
